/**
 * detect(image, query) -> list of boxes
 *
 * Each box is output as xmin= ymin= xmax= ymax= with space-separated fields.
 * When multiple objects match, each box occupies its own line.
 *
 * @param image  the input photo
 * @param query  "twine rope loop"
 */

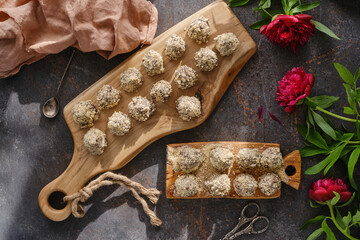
xmin=63 ymin=172 xmax=162 ymax=226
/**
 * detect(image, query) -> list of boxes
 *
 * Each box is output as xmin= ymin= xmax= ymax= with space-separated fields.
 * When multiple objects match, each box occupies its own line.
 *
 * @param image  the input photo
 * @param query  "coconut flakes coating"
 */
xmin=214 ymin=32 xmax=240 ymax=56
xmin=205 ymin=174 xmax=231 ymax=196
xmin=187 ymin=16 xmax=210 ymax=44
xmin=128 ymin=96 xmax=155 ymax=122
xmin=107 ymin=111 xmax=132 ymax=136
xmin=174 ymin=174 xmax=199 ymax=197
xmin=234 ymin=174 xmax=258 ymax=197
xmin=176 ymin=96 xmax=201 ymax=121
xmin=260 ymin=147 xmax=284 ymax=171
xmin=165 ymin=34 xmax=186 ymax=60
xmin=72 ymin=100 xmax=100 ymax=128
xmin=236 ymin=148 xmax=260 ymax=169
xmin=194 ymin=47 xmax=218 ymax=72
xmin=258 ymin=173 xmax=281 ymax=196
xmin=96 ymin=85 xmax=120 ymax=110
xmin=178 ymin=146 xmax=204 ymax=173
xmin=119 ymin=68 xmax=143 ymax=93
xmin=142 ymin=50 xmax=165 ymax=76
xmin=150 ymin=80 xmax=172 ymax=102
xmin=174 ymin=65 xmax=198 ymax=90
xmin=83 ymin=127 xmax=107 ymax=155
xmin=209 ymin=147 xmax=234 ymax=172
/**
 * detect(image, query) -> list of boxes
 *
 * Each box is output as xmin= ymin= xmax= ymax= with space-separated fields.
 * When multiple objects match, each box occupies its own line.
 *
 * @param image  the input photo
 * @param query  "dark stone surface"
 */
xmin=0 ymin=0 xmax=359 ymax=239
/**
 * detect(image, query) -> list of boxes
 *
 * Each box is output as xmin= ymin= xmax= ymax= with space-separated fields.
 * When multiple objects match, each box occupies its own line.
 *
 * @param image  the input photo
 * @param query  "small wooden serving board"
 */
xmin=166 ymin=142 xmax=301 ymax=199
xmin=38 ymin=0 xmax=257 ymax=221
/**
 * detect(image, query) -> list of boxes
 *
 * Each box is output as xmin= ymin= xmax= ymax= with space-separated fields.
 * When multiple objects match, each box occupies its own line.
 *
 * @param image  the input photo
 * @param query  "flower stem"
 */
xmin=260 ymin=7 xmax=273 ymax=18
xmin=315 ymin=106 xmax=359 ymax=123
xmin=328 ymin=204 xmax=359 ymax=240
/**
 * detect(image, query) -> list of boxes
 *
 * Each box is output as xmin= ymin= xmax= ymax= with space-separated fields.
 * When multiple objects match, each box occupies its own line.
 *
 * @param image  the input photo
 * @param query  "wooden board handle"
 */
xmin=38 ymin=176 xmax=72 ymax=221
xmin=283 ymin=150 xmax=301 ymax=190
xmin=38 ymin=150 xmax=94 ymax=221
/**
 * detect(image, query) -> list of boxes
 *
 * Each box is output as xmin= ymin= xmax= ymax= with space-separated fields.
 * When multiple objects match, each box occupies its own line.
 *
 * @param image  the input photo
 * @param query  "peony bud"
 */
xmin=309 ymin=178 xmax=352 ymax=202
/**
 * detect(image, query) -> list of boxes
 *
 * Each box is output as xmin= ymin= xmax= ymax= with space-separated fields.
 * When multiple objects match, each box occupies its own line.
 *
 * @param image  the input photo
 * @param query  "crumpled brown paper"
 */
xmin=0 ymin=0 xmax=158 ymax=79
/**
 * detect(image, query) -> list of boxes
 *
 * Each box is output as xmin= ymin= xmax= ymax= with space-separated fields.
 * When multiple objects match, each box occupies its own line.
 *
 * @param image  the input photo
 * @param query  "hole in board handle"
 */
xmin=285 ymin=165 xmax=296 ymax=176
xmin=48 ymin=191 xmax=67 ymax=210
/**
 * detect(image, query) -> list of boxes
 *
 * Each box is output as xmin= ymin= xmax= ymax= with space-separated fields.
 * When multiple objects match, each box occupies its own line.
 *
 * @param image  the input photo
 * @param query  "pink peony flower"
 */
xmin=276 ymin=67 xmax=314 ymax=113
xmin=260 ymin=14 xmax=315 ymax=52
xmin=309 ymin=178 xmax=352 ymax=202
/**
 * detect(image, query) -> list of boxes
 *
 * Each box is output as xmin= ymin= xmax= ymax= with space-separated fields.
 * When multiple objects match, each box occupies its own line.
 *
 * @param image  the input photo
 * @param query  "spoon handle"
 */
xmin=56 ymin=50 xmax=75 ymax=96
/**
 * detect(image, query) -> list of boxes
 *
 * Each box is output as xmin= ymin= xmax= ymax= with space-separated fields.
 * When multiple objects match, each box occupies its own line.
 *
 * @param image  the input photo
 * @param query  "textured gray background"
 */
xmin=0 ymin=0 xmax=359 ymax=239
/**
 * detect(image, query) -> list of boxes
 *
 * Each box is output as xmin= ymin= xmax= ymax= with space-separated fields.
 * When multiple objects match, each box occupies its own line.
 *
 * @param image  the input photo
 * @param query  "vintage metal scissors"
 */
xmin=221 ymin=203 xmax=269 ymax=240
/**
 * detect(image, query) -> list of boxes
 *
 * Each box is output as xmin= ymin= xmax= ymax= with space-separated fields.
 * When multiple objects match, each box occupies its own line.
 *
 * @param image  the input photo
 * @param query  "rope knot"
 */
xmin=79 ymin=187 xmax=93 ymax=202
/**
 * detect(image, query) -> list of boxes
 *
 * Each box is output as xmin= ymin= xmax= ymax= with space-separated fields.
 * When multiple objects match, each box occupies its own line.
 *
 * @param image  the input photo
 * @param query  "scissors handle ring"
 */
xmin=241 ymin=202 xmax=261 ymax=220
xmin=249 ymin=216 xmax=270 ymax=234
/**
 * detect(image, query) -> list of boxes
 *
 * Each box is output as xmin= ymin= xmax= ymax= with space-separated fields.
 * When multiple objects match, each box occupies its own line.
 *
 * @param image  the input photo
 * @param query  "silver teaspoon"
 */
xmin=43 ymin=50 xmax=75 ymax=118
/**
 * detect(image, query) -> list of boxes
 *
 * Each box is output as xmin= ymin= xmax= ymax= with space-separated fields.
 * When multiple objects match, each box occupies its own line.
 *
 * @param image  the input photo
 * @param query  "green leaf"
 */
xmin=312 ymin=111 xmax=337 ymax=140
xmin=297 ymin=124 xmax=308 ymax=138
xmin=354 ymin=67 xmax=360 ymax=83
xmin=321 ymin=219 xmax=336 ymax=240
xmin=312 ymin=20 xmax=341 ymax=40
xmin=339 ymin=146 xmax=354 ymax=160
xmin=310 ymin=95 xmax=339 ymax=109
xmin=353 ymin=210 xmax=360 ymax=223
xmin=343 ymin=83 xmax=357 ymax=114
xmin=343 ymin=212 xmax=352 ymax=226
xmin=316 ymin=201 xmax=329 ymax=206
xmin=297 ymin=125 xmax=328 ymax=149
xmin=348 ymin=146 xmax=360 ymax=190
xmin=306 ymin=228 xmax=324 ymax=240
xmin=301 ymin=215 xmax=326 ymax=230
xmin=337 ymin=192 xmax=355 ymax=207
xmin=305 ymin=156 xmax=332 ymax=175
xmin=324 ymin=144 xmax=347 ymax=175
xmin=356 ymin=118 xmax=360 ymax=139
xmin=335 ymin=207 xmax=346 ymax=229
xmin=249 ymin=19 xmax=271 ymax=30
xmin=288 ymin=0 xmax=298 ymax=10
xmin=310 ymin=200 xmax=323 ymax=208
xmin=305 ymin=144 xmax=345 ymax=175
xmin=334 ymin=63 xmax=354 ymax=85
xmin=306 ymin=116 xmax=311 ymax=138
xmin=344 ymin=106 xmax=356 ymax=115
xmin=229 ymin=0 xmax=251 ymax=7
xmin=281 ymin=0 xmax=288 ymax=13
xmin=356 ymin=91 xmax=360 ymax=103
xmin=330 ymin=192 xmax=341 ymax=205
xmin=300 ymin=146 xmax=328 ymax=157
xmin=308 ymin=109 xmax=315 ymax=125
xmin=339 ymin=132 xmax=354 ymax=142
xmin=292 ymin=2 xmax=321 ymax=13
xmin=259 ymin=0 xmax=271 ymax=9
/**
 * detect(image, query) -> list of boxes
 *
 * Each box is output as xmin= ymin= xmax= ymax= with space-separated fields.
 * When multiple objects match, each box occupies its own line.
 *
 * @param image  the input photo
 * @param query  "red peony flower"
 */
xmin=309 ymin=178 xmax=352 ymax=202
xmin=260 ymin=14 xmax=315 ymax=52
xmin=276 ymin=67 xmax=314 ymax=113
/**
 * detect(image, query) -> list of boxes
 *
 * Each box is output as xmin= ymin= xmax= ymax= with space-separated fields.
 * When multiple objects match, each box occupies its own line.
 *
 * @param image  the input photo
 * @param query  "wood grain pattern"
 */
xmin=166 ymin=142 xmax=301 ymax=199
xmin=38 ymin=0 xmax=257 ymax=221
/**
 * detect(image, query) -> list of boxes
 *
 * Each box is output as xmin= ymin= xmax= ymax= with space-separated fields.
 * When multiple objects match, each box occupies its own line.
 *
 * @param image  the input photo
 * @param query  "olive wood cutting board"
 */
xmin=166 ymin=142 xmax=301 ymax=199
xmin=38 ymin=0 xmax=257 ymax=221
